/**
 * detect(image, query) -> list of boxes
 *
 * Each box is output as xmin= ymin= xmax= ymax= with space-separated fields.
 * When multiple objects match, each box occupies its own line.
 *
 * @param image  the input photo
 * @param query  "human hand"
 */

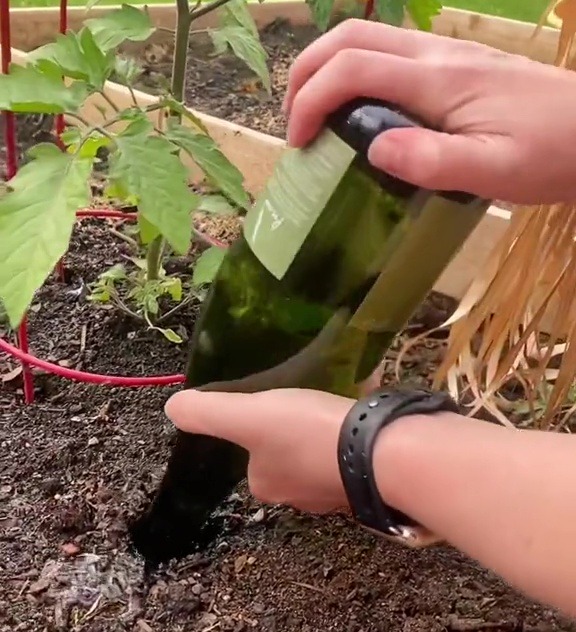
xmin=165 ymin=388 xmax=354 ymax=514
xmin=283 ymin=19 xmax=576 ymax=205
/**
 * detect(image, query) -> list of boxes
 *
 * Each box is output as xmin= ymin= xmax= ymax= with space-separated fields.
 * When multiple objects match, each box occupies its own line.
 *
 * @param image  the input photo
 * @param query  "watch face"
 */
xmin=362 ymin=524 xmax=444 ymax=549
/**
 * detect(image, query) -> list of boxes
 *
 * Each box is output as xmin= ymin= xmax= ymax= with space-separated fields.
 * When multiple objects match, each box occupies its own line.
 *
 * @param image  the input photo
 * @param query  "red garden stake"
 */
xmin=1 ymin=0 xmax=35 ymax=403
xmin=364 ymin=0 xmax=375 ymax=19
xmin=54 ymin=0 xmax=68 ymax=282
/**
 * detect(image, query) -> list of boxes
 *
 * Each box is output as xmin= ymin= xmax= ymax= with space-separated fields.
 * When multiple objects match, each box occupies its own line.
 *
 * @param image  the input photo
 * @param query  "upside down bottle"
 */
xmin=131 ymin=98 xmax=491 ymax=565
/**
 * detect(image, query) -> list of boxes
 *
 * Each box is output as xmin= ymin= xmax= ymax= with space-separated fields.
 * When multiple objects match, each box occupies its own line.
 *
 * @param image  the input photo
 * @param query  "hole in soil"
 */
xmin=129 ymin=509 xmax=228 ymax=571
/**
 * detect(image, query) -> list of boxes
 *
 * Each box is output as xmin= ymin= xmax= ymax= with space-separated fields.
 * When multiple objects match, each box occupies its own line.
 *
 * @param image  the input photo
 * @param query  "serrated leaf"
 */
xmin=406 ymin=0 xmax=441 ymax=30
xmin=221 ymin=0 xmax=259 ymax=36
xmin=66 ymin=133 xmax=110 ymax=159
xmin=29 ymin=28 xmax=113 ymax=88
xmin=0 ymin=144 xmax=92 ymax=326
xmin=193 ymin=246 xmax=227 ymax=286
xmin=60 ymin=128 xmax=82 ymax=146
xmin=166 ymin=124 xmax=250 ymax=209
xmin=138 ymin=214 xmax=160 ymax=245
xmin=110 ymin=132 xmax=197 ymax=254
xmin=158 ymin=327 xmax=183 ymax=344
xmin=198 ymin=194 xmax=237 ymax=215
xmin=161 ymin=277 xmax=182 ymax=302
xmin=375 ymin=0 xmax=407 ymax=25
xmin=0 ymin=64 xmax=88 ymax=113
xmin=210 ymin=25 xmax=270 ymax=93
xmin=85 ymin=4 xmax=155 ymax=52
xmin=305 ymin=0 xmax=336 ymax=31
xmin=100 ymin=263 xmax=127 ymax=282
xmin=114 ymin=56 xmax=143 ymax=85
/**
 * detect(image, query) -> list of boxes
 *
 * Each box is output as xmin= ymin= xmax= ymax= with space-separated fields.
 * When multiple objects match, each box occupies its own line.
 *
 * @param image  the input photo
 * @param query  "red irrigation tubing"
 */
xmin=0 ymin=206 xmax=227 ymax=390
xmin=0 ymin=336 xmax=185 ymax=386
xmin=1 ymin=0 xmax=35 ymax=403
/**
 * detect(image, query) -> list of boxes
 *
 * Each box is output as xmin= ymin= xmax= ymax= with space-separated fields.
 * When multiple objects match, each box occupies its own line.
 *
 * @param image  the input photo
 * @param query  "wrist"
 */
xmin=372 ymin=410 xmax=464 ymax=520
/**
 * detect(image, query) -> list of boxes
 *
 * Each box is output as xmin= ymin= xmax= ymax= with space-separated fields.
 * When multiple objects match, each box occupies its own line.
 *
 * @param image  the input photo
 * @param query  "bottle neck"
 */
xmin=327 ymin=98 xmax=478 ymax=204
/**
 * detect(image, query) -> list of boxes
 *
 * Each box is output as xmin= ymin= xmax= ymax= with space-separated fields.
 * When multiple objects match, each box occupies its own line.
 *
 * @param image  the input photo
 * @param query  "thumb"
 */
xmin=367 ymin=127 xmax=510 ymax=198
xmin=165 ymin=389 xmax=265 ymax=450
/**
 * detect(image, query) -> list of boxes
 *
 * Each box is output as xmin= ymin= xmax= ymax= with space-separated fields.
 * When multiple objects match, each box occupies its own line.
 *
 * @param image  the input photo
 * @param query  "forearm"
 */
xmin=374 ymin=412 xmax=576 ymax=618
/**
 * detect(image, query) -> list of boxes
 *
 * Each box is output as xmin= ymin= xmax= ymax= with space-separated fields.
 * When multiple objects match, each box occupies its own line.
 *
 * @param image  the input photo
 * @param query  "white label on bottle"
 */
xmin=243 ymin=128 xmax=356 ymax=280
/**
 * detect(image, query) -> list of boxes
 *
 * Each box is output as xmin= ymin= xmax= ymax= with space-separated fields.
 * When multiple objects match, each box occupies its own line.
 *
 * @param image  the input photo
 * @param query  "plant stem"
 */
xmin=172 ymin=0 xmax=193 ymax=103
xmin=98 ymin=90 xmax=121 ymax=113
xmin=146 ymin=236 xmax=165 ymax=281
xmin=190 ymin=0 xmax=233 ymax=22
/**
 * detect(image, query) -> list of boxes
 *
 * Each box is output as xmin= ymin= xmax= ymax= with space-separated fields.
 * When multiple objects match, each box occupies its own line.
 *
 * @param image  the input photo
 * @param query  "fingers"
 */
xmin=165 ymin=388 xmax=354 ymax=452
xmin=367 ymin=127 xmax=517 ymax=197
xmin=284 ymin=19 xmax=448 ymax=113
xmin=286 ymin=49 xmax=431 ymax=147
xmin=165 ymin=389 xmax=266 ymax=450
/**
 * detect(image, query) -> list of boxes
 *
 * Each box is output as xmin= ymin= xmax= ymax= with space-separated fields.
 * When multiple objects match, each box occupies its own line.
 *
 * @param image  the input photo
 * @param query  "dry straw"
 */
xmin=398 ymin=0 xmax=576 ymax=430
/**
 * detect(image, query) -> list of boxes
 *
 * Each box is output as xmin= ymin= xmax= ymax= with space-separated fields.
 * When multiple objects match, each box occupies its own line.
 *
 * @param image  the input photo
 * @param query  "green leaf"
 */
xmin=222 ymin=0 xmax=259 ymax=36
xmin=406 ymin=0 xmax=441 ymax=30
xmin=161 ymin=277 xmax=182 ymax=302
xmin=114 ymin=56 xmax=143 ymax=86
xmin=193 ymin=246 xmax=227 ymax=286
xmin=138 ymin=214 xmax=160 ymax=245
xmin=0 ymin=64 xmax=88 ymax=113
xmin=65 ymin=132 xmax=110 ymax=159
xmin=29 ymin=28 xmax=113 ymax=88
xmin=110 ymin=131 xmax=198 ymax=254
xmin=210 ymin=25 xmax=270 ymax=93
xmin=305 ymin=0 xmax=336 ymax=31
xmin=166 ymin=124 xmax=250 ymax=210
xmin=85 ymin=4 xmax=155 ymax=52
xmin=375 ymin=0 xmax=407 ymax=25
xmin=158 ymin=327 xmax=183 ymax=344
xmin=161 ymin=96 xmax=209 ymax=134
xmin=198 ymin=194 xmax=237 ymax=215
xmin=0 ymin=144 xmax=93 ymax=326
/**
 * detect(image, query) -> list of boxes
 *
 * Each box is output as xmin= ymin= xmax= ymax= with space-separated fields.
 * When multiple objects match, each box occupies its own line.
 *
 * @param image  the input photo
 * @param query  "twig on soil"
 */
xmin=156 ymin=293 xmax=197 ymax=324
xmin=80 ymin=324 xmax=87 ymax=356
xmin=109 ymin=226 xmax=138 ymax=249
xmin=111 ymin=294 xmax=142 ymax=322
xmin=288 ymin=581 xmax=324 ymax=593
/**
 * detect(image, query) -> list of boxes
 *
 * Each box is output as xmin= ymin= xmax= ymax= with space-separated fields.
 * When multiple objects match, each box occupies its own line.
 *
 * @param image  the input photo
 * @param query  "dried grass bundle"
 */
xmin=402 ymin=0 xmax=576 ymax=430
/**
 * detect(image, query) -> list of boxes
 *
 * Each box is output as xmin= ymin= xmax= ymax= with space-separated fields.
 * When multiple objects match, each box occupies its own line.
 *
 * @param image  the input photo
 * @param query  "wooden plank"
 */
xmin=0 ymin=2 xmax=561 ymax=64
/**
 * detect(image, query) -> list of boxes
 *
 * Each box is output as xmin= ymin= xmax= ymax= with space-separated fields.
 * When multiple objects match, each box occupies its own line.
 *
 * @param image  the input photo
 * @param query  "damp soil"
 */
xmin=1 ymin=218 xmax=575 ymax=632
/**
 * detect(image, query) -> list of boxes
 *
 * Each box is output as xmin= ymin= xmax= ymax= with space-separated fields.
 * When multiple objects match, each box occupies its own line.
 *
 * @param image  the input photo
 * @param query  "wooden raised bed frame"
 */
xmin=0 ymin=2 xmax=563 ymax=304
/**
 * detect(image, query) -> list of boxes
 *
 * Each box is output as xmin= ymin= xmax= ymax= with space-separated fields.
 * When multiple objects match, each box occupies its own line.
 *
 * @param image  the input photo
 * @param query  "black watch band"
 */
xmin=337 ymin=387 xmax=459 ymax=538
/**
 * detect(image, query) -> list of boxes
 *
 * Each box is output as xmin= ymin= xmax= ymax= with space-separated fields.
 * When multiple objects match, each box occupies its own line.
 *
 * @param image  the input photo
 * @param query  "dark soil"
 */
xmin=1 ymin=220 xmax=575 ymax=632
xmin=1 ymin=18 xmax=575 ymax=632
xmin=135 ymin=20 xmax=321 ymax=140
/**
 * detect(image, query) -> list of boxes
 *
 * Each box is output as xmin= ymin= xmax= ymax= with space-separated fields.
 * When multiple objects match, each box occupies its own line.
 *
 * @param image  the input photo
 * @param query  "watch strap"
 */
xmin=337 ymin=387 xmax=459 ymax=537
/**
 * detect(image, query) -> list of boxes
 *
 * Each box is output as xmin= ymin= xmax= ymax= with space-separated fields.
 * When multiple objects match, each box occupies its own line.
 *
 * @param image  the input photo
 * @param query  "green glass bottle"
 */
xmin=131 ymin=98 xmax=490 ymax=565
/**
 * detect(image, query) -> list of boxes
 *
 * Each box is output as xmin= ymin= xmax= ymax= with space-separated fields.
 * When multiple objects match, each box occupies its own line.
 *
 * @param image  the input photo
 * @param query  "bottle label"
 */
xmin=243 ymin=128 xmax=356 ymax=280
